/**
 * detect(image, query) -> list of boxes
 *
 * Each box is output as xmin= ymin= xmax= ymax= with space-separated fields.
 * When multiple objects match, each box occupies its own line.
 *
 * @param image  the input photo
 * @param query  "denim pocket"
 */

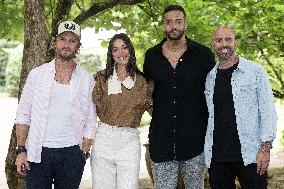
xmin=240 ymin=83 xmax=256 ymax=93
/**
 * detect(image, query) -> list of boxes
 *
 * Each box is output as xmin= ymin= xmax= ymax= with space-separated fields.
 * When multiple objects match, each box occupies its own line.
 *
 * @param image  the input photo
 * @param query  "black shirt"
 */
xmin=143 ymin=37 xmax=215 ymax=162
xmin=212 ymin=62 xmax=242 ymax=162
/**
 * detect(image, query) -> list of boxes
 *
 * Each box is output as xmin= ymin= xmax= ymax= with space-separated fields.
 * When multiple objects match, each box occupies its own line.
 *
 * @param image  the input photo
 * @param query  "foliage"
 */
xmin=78 ymin=53 xmax=103 ymax=76
xmin=0 ymin=49 xmax=8 ymax=86
xmin=140 ymin=112 xmax=151 ymax=127
xmin=108 ymin=0 xmax=284 ymax=97
xmin=5 ymin=45 xmax=22 ymax=97
xmin=0 ymin=0 xmax=283 ymax=97
xmin=0 ymin=39 xmax=21 ymax=87
xmin=281 ymin=130 xmax=284 ymax=146
xmin=0 ymin=1 xmax=24 ymax=41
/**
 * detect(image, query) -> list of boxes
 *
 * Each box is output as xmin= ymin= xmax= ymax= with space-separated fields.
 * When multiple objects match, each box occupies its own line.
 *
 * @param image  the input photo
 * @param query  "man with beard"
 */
xmin=204 ymin=26 xmax=277 ymax=189
xmin=15 ymin=21 xmax=96 ymax=189
xmin=143 ymin=5 xmax=215 ymax=188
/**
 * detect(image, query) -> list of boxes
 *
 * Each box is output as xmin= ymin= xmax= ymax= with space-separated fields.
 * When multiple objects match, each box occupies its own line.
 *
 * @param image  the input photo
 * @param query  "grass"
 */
xmin=80 ymin=167 xmax=284 ymax=189
xmin=267 ymin=167 xmax=284 ymax=189
xmin=204 ymin=168 xmax=284 ymax=189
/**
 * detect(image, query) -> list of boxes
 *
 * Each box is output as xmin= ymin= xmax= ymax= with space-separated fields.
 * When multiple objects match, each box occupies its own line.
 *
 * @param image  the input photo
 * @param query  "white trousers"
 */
xmin=91 ymin=123 xmax=141 ymax=189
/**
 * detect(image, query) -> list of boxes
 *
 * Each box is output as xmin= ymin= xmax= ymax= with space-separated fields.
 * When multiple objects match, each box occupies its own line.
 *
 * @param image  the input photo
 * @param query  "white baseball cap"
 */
xmin=57 ymin=21 xmax=81 ymax=39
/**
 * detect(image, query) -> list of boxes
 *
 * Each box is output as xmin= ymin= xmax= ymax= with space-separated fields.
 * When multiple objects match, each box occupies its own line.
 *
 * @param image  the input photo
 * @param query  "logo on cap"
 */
xmin=64 ymin=23 xmax=76 ymax=31
xmin=57 ymin=21 xmax=81 ymax=39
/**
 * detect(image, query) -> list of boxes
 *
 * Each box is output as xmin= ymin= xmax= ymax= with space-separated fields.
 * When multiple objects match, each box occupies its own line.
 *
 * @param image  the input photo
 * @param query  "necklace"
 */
xmin=55 ymin=64 xmax=75 ymax=84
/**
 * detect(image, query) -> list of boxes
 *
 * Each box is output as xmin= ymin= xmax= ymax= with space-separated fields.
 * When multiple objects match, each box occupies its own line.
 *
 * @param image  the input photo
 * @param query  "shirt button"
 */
xmin=173 ymin=100 xmax=176 ymax=104
xmin=173 ymin=71 xmax=176 ymax=74
xmin=173 ymin=86 xmax=176 ymax=89
xmin=173 ymin=115 xmax=176 ymax=118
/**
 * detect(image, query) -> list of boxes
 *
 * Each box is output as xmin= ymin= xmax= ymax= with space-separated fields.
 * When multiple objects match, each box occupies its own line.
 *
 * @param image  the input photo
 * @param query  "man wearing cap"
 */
xmin=15 ymin=21 xmax=96 ymax=189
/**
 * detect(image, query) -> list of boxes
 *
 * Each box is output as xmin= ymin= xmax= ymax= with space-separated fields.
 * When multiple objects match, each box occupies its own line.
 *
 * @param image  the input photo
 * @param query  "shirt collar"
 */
xmin=108 ymin=67 xmax=136 ymax=95
xmin=236 ymin=56 xmax=246 ymax=73
xmin=157 ymin=35 xmax=193 ymax=52
xmin=213 ymin=55 xmax=246 ymax=74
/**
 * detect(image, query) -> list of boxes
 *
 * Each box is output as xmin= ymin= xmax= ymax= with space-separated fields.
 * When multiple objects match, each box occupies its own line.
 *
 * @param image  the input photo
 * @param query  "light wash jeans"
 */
xmin=152 ymin=152 xmax=205 ymax=189
xmin=91 ymin=122 xmax=141 ymax=189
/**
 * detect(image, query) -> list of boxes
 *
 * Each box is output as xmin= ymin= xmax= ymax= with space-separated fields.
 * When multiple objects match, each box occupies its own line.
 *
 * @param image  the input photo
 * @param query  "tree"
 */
xmin=2 ymin=0 xmax=283 ymax=95
xmin=89 ymin=0 xmax=284 ymax=96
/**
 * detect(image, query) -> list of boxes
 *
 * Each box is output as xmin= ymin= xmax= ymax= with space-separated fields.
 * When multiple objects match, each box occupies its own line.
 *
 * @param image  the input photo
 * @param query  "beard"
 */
xmin=216 ymin=46 xmax=235 ymax=61
xmin=57 ymin=48 xmax=77 ymax=61
xmin=165 ymin=29 xmax=184 ymax=40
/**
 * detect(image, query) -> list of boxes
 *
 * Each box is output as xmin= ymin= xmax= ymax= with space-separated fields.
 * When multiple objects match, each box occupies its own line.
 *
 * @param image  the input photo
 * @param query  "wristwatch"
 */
xmin=83 ymin=151 xmax=90 ymax=159
xmin=16 ymin=146 xmax=27 ymax=155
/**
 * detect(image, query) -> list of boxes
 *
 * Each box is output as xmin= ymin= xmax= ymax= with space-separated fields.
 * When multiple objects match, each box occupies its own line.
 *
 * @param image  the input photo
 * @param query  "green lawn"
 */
xmin=267 ymin=168 xmax=284 ymax=189
xmin=80 ymin=167 xmax=284 ymax=189
xmin=204 ymin=167 xmax=284 ymax=189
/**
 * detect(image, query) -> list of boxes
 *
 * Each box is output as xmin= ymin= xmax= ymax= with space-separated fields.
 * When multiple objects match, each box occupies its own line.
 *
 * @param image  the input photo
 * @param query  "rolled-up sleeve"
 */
xmin=256 ymin=66 xmax=277 ymax=142
xmin=15 ymin=70 xmax=36 ymax=126
xmin=83 ymin=77 xmax=97 ymax=139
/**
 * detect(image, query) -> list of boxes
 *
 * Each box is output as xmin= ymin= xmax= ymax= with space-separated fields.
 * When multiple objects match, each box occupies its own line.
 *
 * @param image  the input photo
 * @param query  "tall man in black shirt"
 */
xmin=143 ymin=5 xmax=215 ymax=189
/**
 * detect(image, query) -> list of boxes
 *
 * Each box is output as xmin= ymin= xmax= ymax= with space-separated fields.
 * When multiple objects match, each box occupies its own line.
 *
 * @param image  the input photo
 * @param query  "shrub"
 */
xmin=77 ymin=54 xmax=103 ymax=76
xmin=281 ymin=130 xmax=284 ymax=146
xmin=5 ymin=46 xmax=22 ymax=97
xmin=0 ymin=51 xmax=8 ymax=87
xmin=140 ymin=112 xmax=151 ymax=127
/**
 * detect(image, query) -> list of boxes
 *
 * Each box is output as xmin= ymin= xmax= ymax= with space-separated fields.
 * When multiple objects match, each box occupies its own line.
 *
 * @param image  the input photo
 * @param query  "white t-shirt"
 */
xmin=43 ymin=80 xmax=77 ymax=148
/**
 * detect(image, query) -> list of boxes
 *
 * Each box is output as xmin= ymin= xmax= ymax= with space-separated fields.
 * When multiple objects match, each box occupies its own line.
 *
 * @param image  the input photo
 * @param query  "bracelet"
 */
xmin=83 ymin=151 xmax=90 ymax=159
xmin=16 ymin=146 xmax=27 ymax=155
xmin=262 ymin=141 xmax=273 ymax=149
xmin=260 ymin=141 xmax=273 ymax=153
xmin=260 ymin=148 xmax=270 ymax=153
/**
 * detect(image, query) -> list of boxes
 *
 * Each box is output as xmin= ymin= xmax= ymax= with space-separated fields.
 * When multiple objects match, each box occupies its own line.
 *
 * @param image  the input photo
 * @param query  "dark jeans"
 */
xmin=208 ymin=162 xmax=268 ymax=189
xmin=26 ymin=145 xmax=86 ymax=189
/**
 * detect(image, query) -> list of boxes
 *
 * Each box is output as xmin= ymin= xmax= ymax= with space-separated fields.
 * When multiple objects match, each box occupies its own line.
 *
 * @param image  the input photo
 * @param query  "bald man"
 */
xmin=203 ymin=26 xmax=277 ymax=189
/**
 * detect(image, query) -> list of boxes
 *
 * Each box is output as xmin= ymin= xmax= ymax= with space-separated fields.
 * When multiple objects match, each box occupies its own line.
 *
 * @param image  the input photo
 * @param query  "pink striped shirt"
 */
xmin=15 ymin=59 xmax=96 ymax=163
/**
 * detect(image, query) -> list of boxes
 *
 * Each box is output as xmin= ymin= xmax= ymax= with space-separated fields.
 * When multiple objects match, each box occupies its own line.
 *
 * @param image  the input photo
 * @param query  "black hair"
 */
xmin=163 ymin=4 xmax=186 ymax=19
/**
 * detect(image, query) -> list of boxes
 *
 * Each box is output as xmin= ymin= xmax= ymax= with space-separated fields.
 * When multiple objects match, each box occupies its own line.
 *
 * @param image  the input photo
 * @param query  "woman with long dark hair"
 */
xmin=91 ymin=33 xmax=153 ymax=189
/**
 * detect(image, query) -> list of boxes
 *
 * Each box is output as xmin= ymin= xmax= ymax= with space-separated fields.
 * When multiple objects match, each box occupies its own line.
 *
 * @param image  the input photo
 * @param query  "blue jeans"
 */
xmin=26 ymin=145 xmax=86 ymax=189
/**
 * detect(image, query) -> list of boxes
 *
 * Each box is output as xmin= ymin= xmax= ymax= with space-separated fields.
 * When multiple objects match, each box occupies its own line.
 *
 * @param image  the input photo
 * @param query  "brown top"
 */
xmin=93 ymin=70 xmax=153 ymax=128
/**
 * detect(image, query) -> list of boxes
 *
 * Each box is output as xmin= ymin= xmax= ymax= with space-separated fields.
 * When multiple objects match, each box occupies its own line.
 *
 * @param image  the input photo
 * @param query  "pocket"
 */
xmin=240 ymin=83 xmax=256 ymax=93
xmin=238 ymin=83 xmax=257 ymax=104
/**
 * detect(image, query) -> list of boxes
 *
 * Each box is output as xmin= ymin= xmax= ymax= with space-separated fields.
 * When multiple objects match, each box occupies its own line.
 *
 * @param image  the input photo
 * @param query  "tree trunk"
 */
xmin=5 ymin=0 xmax=49 ymax=188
